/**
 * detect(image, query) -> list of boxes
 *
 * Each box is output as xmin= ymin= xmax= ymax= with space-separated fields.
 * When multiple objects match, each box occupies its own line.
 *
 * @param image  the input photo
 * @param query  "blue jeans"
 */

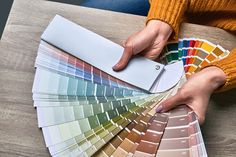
xmin=52 ymin=0 xmax=150 ymax=16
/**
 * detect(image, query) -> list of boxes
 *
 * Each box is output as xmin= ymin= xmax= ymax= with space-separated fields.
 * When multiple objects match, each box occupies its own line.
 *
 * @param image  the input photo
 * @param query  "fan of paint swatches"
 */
xmin=32 ymin=15 xmax=207 ymax=157
xmin=161 ymin=38 xmax=230 ymax=78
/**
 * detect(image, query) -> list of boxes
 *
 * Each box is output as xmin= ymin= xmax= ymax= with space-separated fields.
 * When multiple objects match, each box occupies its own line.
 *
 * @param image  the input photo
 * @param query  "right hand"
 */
xmin=156 ymin=66 xmax=226 ymax=124
xmin=112 ymin=20 xmax=173 ymax=71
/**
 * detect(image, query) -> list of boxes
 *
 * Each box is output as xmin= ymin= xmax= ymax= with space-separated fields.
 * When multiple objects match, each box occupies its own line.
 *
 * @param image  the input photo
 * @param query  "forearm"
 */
xmin=201 ymin=48 xmax=236 ymax=92
xmin=199 ymin=67 xmax=226 ymax=93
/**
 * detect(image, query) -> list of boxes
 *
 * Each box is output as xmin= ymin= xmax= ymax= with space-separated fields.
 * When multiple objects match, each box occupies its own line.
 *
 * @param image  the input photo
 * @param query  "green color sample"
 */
xmin=102 ymin=102 xmax=113 ymax=112
xmin=97 ymin=113 xmax=108 ymax=124
xmin=83 ymin=105 xmax=93 ymax=117
xmin=117 ymin=106 xmax=127 ymax=114
xmin=105 ymin=87 xmax=114 ymax=96
xmin=92 ymin=103 xmax=103 ymax=115
xmin=67 ymin=77 xmax=78 ymax=96
xmin=107 ymin=110 xmax=118 ymax=119
xmin=167 ymin=43 xmax=178 ymax=51
xmin=114 ymin=88 xmax=123 ymax=97
xmin=86 ymin=82 xmax=95 ymax=96
xmin=178 ymin=49 xmax=183 ymax=59
xmin=73 ymin=106 xmax=84 ymax=120
xmin=58 ymin=74 xmax=68 ymax=95
xmin=88 ymin=116 xmax=100 ymax=129
xmin=96 ymin=84 xmax=105 ymax=96
xmin=76 ymin=79 xmax=86 ymax=96
xmin=112 ymin=100 xmax=121 ymax=108
xmin=78 ymin=118 xmax=91 ymax=133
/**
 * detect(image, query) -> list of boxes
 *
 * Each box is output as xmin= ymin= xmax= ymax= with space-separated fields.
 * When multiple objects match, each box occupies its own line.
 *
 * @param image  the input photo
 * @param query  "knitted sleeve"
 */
xmin=147 ymin=0 xmax=236 ymax=39
xmin=147 ymin=0 xmax=188 ymax=40
xmin=201 ymin=48 xmax=236 ymax=92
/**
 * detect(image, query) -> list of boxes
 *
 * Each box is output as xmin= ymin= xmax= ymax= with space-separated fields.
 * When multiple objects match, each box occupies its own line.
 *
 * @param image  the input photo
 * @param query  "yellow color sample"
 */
xmin=188 ymin=66 xmax=197 ymax=73
xmin=201 ymin=42 xmax=215 ymax=52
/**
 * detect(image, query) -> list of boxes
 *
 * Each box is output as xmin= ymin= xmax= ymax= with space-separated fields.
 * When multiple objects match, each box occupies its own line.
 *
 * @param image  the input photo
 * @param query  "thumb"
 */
xmin=156 ymin=93 xmax=187 ymax=113
xmin=112 ymin=44 xmax=133 ymax=71
xmin=113 ymin=28 xmax=156 ymax=71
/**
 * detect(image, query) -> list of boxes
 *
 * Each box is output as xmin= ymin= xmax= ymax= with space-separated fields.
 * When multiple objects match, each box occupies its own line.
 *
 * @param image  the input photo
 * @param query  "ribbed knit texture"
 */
xmin=147 ymin=0 xmax=236 ymax=92
xmin=147 ymin=0 xmax=236 ymax=39
xmin=147 ymin=0 xmax=188 ymax=39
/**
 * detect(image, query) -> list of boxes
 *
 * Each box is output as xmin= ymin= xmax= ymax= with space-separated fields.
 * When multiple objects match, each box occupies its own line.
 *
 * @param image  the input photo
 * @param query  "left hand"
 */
xmin=156 ymin=66 xmax=226 ymax=124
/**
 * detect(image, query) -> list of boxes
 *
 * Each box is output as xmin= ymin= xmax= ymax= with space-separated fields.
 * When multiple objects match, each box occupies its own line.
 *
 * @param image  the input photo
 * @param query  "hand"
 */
xmin=112 ymin=20 xmax=173 ymax=71
xmin=156 ymin=66 xmax=226 ymax=124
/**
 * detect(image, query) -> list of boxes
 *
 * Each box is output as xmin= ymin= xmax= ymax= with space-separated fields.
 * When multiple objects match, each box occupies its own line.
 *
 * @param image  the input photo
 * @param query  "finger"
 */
xmin=122 ymin=41 xmax=126 ymax=47
xmin=142 ymin=37 xmax=166 ymax=60
xmin=113 ymin=26 xmax=160 ymax=71
xmin=112 ymin=45 xmax=133 ymax=71
xmin=132 ymin=30 xmax=156 ymax=55
xmin=113 ymin=29 xmax=155 ymax=71
xmin=121 ymin=31 xmax=140 ymax=48
xmin=156 ymin=93 xmax=187 ymax=113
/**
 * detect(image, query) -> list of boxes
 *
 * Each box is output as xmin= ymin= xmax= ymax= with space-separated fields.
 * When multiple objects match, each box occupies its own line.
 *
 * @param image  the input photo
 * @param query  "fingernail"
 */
xmin=156 ymin=105 xmax=163 ymax=113
xmin=112 ymin=64 xmax=119 ymax=69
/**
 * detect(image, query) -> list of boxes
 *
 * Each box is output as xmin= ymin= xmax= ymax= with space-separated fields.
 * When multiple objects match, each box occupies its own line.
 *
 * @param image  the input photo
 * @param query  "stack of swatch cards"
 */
xmin=160 ymin=38 xmax=230 ymax=78
xmin=31 ymin=15 xmax=231 ymax=157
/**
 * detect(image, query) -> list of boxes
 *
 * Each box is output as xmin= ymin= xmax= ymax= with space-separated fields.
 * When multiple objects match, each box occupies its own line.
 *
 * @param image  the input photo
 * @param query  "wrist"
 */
xmin=201 ymin=66 xmax=226 ymax=91
xmin=146 ymin=20 xmax=161 ymax=35
xmin=146 ymin=20 xmax=173 ymax=40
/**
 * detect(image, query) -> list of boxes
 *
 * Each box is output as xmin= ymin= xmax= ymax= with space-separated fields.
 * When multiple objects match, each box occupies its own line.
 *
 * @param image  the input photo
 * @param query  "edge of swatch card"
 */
xmin=40 ymin=15 xmax=165 ymax=91
xmin=150 ymin=61 xmax=184 ymax=93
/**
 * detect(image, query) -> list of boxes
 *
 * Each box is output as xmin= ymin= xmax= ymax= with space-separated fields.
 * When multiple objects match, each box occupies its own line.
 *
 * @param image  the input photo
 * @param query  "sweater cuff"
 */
xmin=200 ymin=48 xmax=236 ymax=92
xmin=147 ymin=0 xmax=188 ymax=40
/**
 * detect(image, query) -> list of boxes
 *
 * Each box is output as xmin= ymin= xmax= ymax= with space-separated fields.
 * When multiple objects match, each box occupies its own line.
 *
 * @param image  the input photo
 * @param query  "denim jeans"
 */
xmin=52 ymin=0 xmax=150 ymax=16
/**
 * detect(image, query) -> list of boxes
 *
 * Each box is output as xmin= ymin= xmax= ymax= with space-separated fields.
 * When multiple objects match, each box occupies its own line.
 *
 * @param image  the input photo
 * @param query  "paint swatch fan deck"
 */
xmin=31 ymin=15 xmax=220 ymax=157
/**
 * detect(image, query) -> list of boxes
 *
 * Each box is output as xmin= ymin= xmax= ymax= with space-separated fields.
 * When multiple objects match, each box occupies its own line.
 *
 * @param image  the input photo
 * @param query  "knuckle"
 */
xmin=124 ymin=41 xmax=133 ymax=50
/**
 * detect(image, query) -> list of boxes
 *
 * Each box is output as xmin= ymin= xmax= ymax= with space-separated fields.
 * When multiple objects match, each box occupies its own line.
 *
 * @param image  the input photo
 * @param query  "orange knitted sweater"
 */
xmin=147 ymin=0 xmax=236 ymax=91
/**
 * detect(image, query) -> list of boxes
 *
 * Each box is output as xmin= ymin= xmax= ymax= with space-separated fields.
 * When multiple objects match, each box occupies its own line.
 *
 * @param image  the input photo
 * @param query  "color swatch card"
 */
xmin=32 ymin=15 xmax=210 ymax=157
xmin=160 ymin=38 xmax=230 ymax=78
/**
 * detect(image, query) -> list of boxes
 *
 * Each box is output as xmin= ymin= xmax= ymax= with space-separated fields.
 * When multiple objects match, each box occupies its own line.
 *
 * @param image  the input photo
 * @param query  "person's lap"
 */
xmin=78 ymin=0 xmax=149 ymax=16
